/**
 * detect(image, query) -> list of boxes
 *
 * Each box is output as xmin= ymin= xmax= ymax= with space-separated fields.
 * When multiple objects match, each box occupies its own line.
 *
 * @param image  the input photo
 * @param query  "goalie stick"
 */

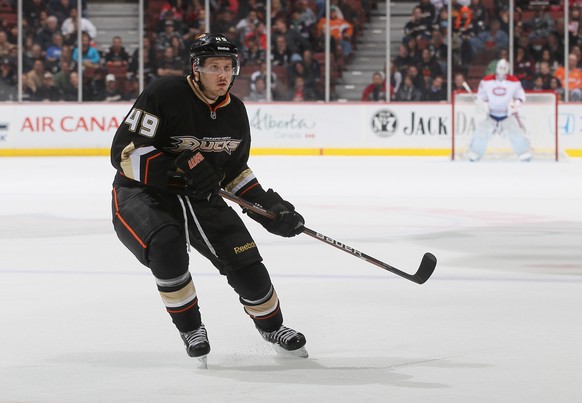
xmin=461 ymin=80 xmax=477 ymax=101
xmin=511 ymin=108 xmax=526 ymax=132
xmin=218 ymin=190 xmax=437 ymax=284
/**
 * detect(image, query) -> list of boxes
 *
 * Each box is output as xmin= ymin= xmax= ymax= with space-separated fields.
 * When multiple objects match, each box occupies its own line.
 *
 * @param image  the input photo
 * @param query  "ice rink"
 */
xmin=1 ymin=155 xmax=581 ymax=403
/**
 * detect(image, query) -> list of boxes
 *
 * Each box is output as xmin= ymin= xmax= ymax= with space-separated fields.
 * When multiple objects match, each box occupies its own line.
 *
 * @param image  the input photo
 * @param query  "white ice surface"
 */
xmin=1 ymin=156 xmax=581 ymax=403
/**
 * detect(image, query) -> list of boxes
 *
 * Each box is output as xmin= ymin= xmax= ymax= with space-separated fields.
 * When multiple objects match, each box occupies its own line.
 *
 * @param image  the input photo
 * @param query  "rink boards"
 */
xmin=0 ymin=102 xmax=581 ymax=157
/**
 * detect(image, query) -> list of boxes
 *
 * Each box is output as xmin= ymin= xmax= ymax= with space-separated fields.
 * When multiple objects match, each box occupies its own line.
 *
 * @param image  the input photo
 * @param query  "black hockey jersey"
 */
xmin=111 ymin=75 xmax=259 ymax=197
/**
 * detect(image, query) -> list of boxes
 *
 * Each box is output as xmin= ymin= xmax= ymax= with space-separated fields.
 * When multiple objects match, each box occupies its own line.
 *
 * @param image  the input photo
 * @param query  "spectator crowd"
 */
xmin=1 ymin=0 xmax=581 ymax=103
xmin=0 ymin=0 xmax=371 ymax=102
xmin=362 ymin=0 xmax=582 ymax=102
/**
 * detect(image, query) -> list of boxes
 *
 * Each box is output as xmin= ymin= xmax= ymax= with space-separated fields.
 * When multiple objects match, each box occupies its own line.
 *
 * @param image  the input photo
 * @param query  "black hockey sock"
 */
xmin=155 ymin=272 xmax=202 ymax=333
xmin=226 ymin=262 xmax=283 ymax=332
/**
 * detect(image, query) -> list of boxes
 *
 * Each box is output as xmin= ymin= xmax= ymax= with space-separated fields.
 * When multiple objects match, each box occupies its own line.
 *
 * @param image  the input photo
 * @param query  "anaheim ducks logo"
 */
xmin=169 ymin=136 xmax=241 ymax=155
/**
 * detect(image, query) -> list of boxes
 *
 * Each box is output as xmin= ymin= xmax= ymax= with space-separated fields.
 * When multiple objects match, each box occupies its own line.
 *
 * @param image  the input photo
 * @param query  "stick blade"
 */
xmin=414 ymin=253 xmax=437 ymax=284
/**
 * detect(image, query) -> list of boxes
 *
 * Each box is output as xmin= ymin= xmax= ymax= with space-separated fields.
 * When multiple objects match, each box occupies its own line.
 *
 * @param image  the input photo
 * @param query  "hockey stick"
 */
xmin=510 ymin=104 xmax=526 ymax=132
xmin=462 ymin=81 xmax=477 ymax=101
xmin=463 ymin=81 xmax=488 ymax=116
xmin=513 ymin=113 xmax=525 ymax=131
xmin=218 ymin=190 xmax=437 ymax=284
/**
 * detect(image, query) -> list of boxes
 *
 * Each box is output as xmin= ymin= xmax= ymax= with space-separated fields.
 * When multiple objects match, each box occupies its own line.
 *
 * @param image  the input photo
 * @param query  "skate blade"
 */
xmin=273 ymin=344 xmax=309 ymax=359
xmin=195 ymin=354 xmax=208 ymax=369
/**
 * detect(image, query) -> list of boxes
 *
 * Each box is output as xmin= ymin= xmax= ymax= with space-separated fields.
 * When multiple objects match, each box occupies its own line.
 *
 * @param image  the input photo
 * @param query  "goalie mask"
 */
xmin=496 ymin=59 xmax=509 ymax=80
xmin=189 ymin=33 xmax=240 ymax=92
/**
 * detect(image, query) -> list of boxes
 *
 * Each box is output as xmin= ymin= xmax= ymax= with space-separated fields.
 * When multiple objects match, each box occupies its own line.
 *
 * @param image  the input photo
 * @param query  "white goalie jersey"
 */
xmin=453 ymin=57 xmax=560 ymax=161
xmin=477 ymin=74 xmax=525 ymax=118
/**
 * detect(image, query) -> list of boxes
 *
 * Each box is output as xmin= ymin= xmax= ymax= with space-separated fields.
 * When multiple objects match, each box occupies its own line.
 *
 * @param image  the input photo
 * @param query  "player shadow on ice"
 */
xmin=196 ymin=354 xmax=489 ymax=389
xmin=50 ymin=351 xmax=486 ymax=389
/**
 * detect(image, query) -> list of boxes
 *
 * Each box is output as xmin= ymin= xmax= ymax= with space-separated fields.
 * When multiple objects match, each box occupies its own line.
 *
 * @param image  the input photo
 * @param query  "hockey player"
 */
xmin=467 ymin=59 xmax=532 ymax=162
xmin=110 ymin=34 xmax=307 ymax=367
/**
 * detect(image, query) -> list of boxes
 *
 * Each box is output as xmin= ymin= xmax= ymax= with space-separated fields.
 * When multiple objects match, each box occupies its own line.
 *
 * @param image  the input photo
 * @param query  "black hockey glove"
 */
xmin=245 ymin=189 xmax=305 ymax=237
xmin=173 ymin=151 xmax=222 ymax=199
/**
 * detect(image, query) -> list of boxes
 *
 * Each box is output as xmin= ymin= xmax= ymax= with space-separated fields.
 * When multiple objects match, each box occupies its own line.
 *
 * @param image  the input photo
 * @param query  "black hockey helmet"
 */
xmin=189 ymin=33 xmax=240 ymax=76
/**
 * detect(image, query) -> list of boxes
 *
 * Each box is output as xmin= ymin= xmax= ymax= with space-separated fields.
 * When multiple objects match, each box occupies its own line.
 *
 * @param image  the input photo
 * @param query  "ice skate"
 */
xmin=518 ymin=151 xmax=532 ymax=162
xmin=467 ymin=150 xmax=480 ymax=162
xmin=257 ymin=325 xmax=308 ymax=358
xmin=180 ymin=324 xmax=211 ymax=368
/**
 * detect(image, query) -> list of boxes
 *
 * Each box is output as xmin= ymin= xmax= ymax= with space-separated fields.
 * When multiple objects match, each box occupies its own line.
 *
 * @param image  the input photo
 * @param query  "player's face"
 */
xmin=196 ymin=57 xmax=234 ymax=99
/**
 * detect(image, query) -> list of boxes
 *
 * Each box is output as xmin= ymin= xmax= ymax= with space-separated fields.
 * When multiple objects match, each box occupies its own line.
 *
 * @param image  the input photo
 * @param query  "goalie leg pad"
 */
xmin=467 ymin=118 xmax=495 ymax=161
xmin=504 ymin=116 xmax=532 ymax=158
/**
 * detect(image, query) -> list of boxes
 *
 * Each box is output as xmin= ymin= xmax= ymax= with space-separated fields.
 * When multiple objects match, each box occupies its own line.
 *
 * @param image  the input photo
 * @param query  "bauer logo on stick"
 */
xmin=315 ymin=232 xmax=363 ymax=257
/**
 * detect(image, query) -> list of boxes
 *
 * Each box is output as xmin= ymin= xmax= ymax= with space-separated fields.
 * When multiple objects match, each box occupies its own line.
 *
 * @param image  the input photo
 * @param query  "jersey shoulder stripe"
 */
xmin=482 ymin=75 xmax=496 ymax=81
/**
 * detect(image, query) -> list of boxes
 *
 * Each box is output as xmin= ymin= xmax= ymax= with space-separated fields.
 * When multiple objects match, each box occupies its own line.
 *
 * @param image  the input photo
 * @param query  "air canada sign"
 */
xmin=20 ymin=115 xmax=121 ymax=133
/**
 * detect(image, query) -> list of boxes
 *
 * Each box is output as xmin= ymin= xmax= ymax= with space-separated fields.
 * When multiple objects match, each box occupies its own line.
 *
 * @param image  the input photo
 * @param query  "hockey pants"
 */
xmin=112 ymin=186 xmax=283 ymax=333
